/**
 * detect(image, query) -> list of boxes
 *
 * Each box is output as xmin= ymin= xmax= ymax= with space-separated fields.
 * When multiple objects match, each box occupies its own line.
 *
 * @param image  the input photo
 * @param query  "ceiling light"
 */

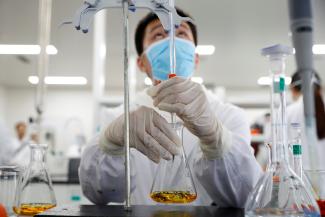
xmin=292 ymin=44 xmax=325 ymax=55
xmin=0 ymin=44 xmax=58 ymax=55
xmin=46 ymin=45 xmax=58 ymax=55
xmin=313 ymin=44 xmax=325 ymax=55
xmin=191 ymin=77 xmax=204 ymax=84
xmin=195 ymin=45 xmax=215 ymax=55
xmin=28 ymin=76 xmax=39 ymax=84
xmin=28 ymin=76 xmax=87 ymax=85
xmin=144 ymin=77 xmax=153 ymax=86
xmin=257 ymin=76 xmax=292 ymax=86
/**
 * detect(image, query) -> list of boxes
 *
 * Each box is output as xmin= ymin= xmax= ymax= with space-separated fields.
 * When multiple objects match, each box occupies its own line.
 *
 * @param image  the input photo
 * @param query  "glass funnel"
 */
xmin=150 ymin=122 xmax=197 ymax=204
xmin=245 ymin=44 xmax=320 ymax=217
xmin=13 ymin=144 xmax=56 ymax=216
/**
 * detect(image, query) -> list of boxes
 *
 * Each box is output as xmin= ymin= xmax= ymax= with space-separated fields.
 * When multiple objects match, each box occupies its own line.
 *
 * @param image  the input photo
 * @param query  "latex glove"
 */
xmin=99 ymin=106 xmax=181 ymax=163
xmin=147 ymin=77 xmax=232 ymax=159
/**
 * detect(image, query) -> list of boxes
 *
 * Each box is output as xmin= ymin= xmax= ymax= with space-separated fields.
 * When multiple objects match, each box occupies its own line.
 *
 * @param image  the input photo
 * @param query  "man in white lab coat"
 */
xmin=79 ymin=8 xmax=262 ymax=207
xmin=0 ymin=121 xmax=21 ymax=166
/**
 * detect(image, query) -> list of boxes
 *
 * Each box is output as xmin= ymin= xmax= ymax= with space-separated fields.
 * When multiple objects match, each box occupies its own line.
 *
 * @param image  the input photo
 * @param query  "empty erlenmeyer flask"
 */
xmin=150 ymin=122 xmax=197 ymax=204
xmin=245 ymin=44 xmax=320 ymax=217
xmin=13 ymin=144 xmax=56 ymax=216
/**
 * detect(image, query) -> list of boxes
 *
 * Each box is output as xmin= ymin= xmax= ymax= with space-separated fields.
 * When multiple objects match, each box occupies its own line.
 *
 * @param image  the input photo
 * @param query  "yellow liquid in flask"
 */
xmin=150 ymin=191 xmax=197 ymax=203
xmin=13 ymin=203 xmax=56 ymax=216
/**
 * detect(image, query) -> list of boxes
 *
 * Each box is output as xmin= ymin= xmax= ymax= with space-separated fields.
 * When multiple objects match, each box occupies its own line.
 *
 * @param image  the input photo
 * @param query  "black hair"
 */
xmin=291 ymin=71 xmax=325 ymax=139
xmin=134 ymin=7 xmax=197 ymax=56
xmin=291 ymin=71 xmax=321 ymax=92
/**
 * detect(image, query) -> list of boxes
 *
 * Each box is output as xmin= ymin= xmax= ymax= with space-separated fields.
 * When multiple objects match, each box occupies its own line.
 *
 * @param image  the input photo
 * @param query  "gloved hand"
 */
xmin=147 ymin=77 xmax=232 ymax=159
xmin=99 ymin=106 xmax=181 ymax=163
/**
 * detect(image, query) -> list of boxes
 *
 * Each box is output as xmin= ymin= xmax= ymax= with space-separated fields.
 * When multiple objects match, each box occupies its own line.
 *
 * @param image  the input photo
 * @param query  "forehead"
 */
xmin=17 ymin=123 xmax=26 ymax=128
xmin=144 ymin=19 xmax=192 ymax=37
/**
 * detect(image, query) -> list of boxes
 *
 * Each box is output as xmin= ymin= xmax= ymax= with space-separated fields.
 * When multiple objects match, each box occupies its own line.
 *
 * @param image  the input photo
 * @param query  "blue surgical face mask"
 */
xmin=145 ymin=37 xmax=196 ymax=81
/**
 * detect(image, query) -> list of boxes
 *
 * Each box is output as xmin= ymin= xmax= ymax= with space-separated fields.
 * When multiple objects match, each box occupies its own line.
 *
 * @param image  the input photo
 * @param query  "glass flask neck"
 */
xmin=269 ymin=56 xmax=289 ymax=164
xmin=30 ymin=144 xmax=47 ymax=164
xmin=268 ymin=56 xmax=286 ymax=75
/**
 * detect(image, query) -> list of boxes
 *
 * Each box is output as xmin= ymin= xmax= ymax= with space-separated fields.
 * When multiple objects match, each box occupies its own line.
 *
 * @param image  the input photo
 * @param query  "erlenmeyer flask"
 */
xmin=13 ymin=144 xmax=56 ymax=216
xmin=150 ymin=122 xmax=197 ymax=204
xmin=288 ymin=123 xmax=318 ymax=200
xmin=245 ymin=44 xmax=320 ymax=217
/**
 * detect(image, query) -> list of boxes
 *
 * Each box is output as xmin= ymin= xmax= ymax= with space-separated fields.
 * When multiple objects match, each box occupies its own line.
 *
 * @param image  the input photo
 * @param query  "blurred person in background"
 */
xmin=0 ymin=121 xmax=20 ymax=166
xmin=15 ymin=121 xmax=27 ymax=142
xmin=287 ymin=71 xmax=325 ymax=169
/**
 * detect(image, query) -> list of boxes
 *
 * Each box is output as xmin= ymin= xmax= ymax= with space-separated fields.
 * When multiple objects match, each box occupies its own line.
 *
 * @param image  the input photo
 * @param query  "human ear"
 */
xmin=137 ymin=54 xmax=153 ymax=79
xmin=137 ymin=55 xmax=146 ymax=73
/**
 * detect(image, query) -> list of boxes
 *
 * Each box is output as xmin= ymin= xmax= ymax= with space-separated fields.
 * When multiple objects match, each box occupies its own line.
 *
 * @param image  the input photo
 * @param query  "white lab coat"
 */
xmin=79 ymin=88 xmax=262 ymax=207
xmin=287 ymin=96 xmax=325 ymax=170
xmin=0 ymin=121 xmax=21 ymax=166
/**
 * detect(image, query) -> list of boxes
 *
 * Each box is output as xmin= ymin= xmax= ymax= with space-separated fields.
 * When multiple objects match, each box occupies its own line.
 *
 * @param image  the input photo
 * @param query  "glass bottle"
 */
xmin=150 ymin=122 xmax=197 ymax=204
xmin=13 ymin=144 xmax=56 ymax=216
xmin=289 ymin=123 xmax=319 ymax=203
xmin=289 ymin=123 xmax=303 ymax=178
xmin=245 ymin=44 xmax=320 ymax=216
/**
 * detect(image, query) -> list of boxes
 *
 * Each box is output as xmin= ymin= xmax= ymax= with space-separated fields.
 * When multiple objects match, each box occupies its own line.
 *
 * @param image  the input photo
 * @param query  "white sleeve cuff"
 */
xmin=200 ymin=122 xmax=233 ymax=159
xmin=99 ymin=130 xmax=124 ymax=156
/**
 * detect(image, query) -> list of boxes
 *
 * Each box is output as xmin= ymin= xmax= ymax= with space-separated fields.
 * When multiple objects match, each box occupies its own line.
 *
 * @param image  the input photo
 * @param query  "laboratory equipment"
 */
xmin=0 ymin=166 xmax=20 ymax=216
xmin=13 ymin=144 xmax=56 ymax=216
xmin=150 ymin=122 xmax=197 ymax=204
xmin=289 ymin=123 xmax=303 ymax=178
xmin=35 ymin=0 xmax=52 ymax=143
xmin=71 ymin=0 xmax=192 ymax=209
xmin=289 ymin=2 xmax=325 ymax=215
xmin=168 ymin=0 xmax=177 ymax=125
xmin=305 ymin=170 xmax=325 ymax=216
xmin=245 ymin=44 xmax=320 ymax=217
xmin=34 ymin=204 xmax=244 ymax=217
xmin=288 ymin=123 xmax=319 ymax=208
xmin=73 ymin=0 xmax=191 ymax=34
xmin=122 ymin=1 xmax=131 ymax=209
xmin=288 ymin=0 xmax=319 ymax=172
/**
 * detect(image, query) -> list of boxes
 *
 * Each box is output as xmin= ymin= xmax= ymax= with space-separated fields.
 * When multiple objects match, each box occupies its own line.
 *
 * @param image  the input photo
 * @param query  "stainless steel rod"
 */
xmin=36 ymin=0 xmax=52 ymax=140
xmin=122 ymin=0 xmax=131 ymax=211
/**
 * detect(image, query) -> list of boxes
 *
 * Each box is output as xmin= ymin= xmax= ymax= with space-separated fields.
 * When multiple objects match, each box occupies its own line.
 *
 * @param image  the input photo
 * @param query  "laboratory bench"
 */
xmin=36 ymin=205 xmax=244 ymax=217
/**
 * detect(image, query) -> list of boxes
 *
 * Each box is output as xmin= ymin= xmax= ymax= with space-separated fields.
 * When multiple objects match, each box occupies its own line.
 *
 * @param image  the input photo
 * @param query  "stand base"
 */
xmin=36 ymin=205 xmax=244 ymax=217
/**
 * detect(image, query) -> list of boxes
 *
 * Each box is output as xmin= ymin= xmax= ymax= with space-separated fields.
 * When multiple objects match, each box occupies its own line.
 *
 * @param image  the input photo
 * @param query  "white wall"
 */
xmin=0 ymin=85 xmax=7 ymax=123
xmin=5 ymin=87 xmax=94 ymax=152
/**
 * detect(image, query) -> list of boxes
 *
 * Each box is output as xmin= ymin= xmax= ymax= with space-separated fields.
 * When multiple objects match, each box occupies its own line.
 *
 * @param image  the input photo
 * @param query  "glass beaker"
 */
xmin=305 ymin=170 xmax=325 ymax=217
xmin=0 ymin=166 xmax=20 ymax=217
xmin=245 ymin=44 xmax=320 ymax=216
xmin=150 ymin=122 xmax=197 ymax=204
xmin=13 ymin=144 xmax=56 ymax=216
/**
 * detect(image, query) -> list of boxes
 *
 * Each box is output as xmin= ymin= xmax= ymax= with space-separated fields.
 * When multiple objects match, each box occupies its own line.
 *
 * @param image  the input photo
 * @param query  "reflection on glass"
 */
xmin=151 ymin=210 xmax=193 ymax=217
